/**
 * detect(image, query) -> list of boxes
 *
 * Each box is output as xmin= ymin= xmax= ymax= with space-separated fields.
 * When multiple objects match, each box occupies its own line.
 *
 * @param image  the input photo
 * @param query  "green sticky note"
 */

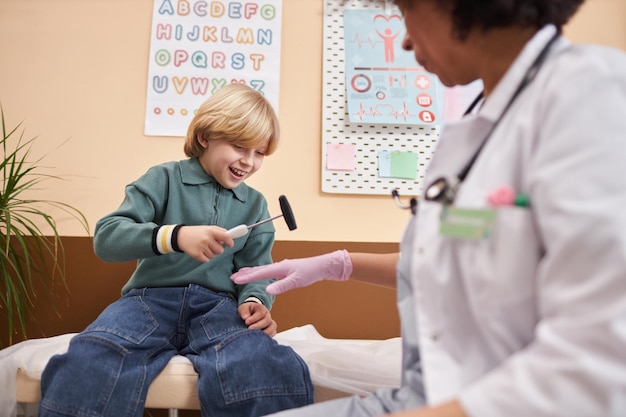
xmin=389 ymin=151 xmax=418 ymax=180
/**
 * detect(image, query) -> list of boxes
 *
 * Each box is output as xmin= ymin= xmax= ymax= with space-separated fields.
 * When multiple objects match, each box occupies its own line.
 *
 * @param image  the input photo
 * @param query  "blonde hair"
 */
xmin=184 ymin=83 xmax=280 ymax=157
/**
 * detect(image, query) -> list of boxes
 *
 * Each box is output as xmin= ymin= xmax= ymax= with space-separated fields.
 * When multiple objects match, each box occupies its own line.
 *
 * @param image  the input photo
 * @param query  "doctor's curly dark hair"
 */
xmin=391 ymin=0 xmax=585 ymax=39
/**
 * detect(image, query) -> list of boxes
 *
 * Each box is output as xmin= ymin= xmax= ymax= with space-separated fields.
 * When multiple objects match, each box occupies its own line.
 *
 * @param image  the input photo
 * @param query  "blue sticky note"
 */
xmin=378 ymin=150 xmax=392 ymax=177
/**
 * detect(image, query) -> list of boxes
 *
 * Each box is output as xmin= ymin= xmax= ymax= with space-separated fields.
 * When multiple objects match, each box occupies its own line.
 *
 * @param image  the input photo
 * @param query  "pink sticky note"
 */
xmin=326 ymin=143 xmax=357 ymax=171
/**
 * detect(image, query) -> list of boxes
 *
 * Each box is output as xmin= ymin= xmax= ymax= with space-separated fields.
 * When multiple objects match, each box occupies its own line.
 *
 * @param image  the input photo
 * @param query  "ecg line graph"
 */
xmin=348 ymin=33 xmax=380 ymax=48
xmin=352 ymin=101 xmax=415 ymax=121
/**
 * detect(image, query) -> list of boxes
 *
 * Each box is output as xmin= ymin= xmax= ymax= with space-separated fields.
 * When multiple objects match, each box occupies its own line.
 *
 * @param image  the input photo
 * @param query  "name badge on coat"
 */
xmin=440 ymin=206 xmax=496 ymax=239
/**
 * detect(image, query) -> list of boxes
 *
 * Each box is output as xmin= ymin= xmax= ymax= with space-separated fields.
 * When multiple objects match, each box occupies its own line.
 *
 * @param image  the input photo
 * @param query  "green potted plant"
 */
xmin=0 ymin=107 xmax=89 ymax=346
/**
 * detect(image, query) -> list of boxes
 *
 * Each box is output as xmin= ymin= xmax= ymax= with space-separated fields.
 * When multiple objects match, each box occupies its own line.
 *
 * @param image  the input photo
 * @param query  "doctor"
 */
xmin=232 ymin=0 xmax=626 ymax=416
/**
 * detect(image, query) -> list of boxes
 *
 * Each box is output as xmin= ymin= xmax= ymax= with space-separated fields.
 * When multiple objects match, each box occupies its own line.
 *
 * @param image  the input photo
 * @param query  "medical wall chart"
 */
xmin=144 ymin=0 xmax=283 ymax=137
xmin=322 ymin=1 xmax=438 ymax=196
xmin=343 ymin=9 xmax=443 ymax=125
xmin=322 ymin=1 xmax=480 ymax=196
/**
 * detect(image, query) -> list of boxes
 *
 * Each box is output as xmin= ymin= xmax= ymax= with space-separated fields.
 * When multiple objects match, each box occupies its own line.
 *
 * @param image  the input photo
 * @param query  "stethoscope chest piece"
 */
xmin=424 ymin=176 xmax=459 ymax=205
xmin=425 ymin=177 xmax=448 ymax=202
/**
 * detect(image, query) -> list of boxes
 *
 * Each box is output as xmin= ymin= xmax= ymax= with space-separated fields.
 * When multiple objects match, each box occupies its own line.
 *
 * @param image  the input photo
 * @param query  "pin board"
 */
xmin=321 ymin=0 xmax=443 ymax=196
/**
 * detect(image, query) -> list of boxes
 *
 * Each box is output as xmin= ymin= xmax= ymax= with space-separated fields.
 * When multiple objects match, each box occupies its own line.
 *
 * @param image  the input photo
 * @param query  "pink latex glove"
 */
xmin=231 ymin=250 xmax=353 ymax=294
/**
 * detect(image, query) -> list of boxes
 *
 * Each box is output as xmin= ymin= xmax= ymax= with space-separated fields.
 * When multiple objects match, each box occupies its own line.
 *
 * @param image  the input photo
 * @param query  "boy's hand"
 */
xmin=177 ymin=225 xmax=234 ymax=262
xmin=238 ymin=302 xmax=277 ymax=337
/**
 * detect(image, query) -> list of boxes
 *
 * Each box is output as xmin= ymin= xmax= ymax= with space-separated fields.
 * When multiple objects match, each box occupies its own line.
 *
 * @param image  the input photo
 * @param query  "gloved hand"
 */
xmin=231 ymin=250 xmax=353 ymax=294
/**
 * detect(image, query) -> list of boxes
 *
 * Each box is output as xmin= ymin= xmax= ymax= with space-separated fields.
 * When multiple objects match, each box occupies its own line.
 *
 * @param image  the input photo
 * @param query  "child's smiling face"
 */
xmin=198 ymin=138 xmax=268 ymax=189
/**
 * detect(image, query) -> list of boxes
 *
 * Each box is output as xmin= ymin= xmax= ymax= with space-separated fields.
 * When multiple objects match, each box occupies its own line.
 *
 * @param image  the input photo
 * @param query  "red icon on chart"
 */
xmin=414 ymin=75 xmax=431 ymax=89
xmin=416 ymin=93 xmax=432 ymax=107
xmin=419 ymin=110 xmax=435 ymax=123
xmin=373 ymin=13 xmax=403 ymax=63
xmin=351 ymin=73 xmax=372 ymax=93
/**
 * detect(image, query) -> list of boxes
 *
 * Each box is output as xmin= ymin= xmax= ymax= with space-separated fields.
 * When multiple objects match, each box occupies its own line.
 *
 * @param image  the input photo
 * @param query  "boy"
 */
xmin=39 ymin=83 xmax=313 ymax=417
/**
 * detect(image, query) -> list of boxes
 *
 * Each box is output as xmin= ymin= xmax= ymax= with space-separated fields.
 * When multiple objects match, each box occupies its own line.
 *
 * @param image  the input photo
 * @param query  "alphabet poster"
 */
xmin=144 ymin=0 xmax=283 ymax=137
xmin=343 ymin=9 xmax=442 ymax=125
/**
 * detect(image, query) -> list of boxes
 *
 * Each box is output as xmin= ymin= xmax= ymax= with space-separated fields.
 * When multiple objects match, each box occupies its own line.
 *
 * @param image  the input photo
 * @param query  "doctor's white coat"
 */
xmin=419 ymin=25 xmax=626 ymax=416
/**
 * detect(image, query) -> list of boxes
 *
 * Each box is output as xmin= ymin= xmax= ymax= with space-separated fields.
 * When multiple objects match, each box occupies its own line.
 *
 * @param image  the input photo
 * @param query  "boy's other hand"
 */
xmin=238 ymin=302 xmax=277 ymax=337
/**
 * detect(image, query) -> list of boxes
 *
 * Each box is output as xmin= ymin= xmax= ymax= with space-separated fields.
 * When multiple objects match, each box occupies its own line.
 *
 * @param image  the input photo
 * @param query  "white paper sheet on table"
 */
xmin=274 ymin=325 xmax=401 ymax=396
xmin=0 ymin=333 xmax=77 ymax=417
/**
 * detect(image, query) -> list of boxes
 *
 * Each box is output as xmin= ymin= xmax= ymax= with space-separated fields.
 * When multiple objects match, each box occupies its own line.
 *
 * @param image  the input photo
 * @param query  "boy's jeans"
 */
xmin=38 ymin=285 xmax=313 ymax=417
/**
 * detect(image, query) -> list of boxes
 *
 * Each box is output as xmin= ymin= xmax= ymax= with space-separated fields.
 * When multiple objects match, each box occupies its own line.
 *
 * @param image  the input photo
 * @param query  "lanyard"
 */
xmin=423 ymin=30 xmax=561 ymax=205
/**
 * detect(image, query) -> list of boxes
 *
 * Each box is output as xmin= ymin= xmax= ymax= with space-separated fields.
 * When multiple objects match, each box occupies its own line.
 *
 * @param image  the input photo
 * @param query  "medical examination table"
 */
xmin=1 ymin=324 xmax=401 ymax=417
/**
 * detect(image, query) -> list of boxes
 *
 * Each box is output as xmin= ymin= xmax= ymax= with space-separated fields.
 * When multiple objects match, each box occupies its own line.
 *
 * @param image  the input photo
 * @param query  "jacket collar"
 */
xmin=179 ymin=157 xmax=248 ymax=202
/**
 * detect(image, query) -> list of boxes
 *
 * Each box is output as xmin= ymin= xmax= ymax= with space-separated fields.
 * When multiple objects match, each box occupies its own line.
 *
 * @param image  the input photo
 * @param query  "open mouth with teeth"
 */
xmin=230 ymin=167 xmax=247 ymax=178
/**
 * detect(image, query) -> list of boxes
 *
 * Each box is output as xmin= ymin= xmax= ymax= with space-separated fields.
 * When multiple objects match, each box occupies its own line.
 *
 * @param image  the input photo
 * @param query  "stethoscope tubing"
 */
xmin=421 ymin=29 xmax=562 ymax=207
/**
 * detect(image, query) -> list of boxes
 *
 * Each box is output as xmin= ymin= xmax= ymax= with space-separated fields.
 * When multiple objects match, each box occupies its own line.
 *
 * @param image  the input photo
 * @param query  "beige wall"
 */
xmin=0 ymin=0 xmax=624 ymax=242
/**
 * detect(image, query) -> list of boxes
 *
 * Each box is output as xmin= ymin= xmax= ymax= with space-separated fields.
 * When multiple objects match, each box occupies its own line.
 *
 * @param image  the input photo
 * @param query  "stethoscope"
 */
xmin=393 ymin=30 xmax=561 ymax=215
